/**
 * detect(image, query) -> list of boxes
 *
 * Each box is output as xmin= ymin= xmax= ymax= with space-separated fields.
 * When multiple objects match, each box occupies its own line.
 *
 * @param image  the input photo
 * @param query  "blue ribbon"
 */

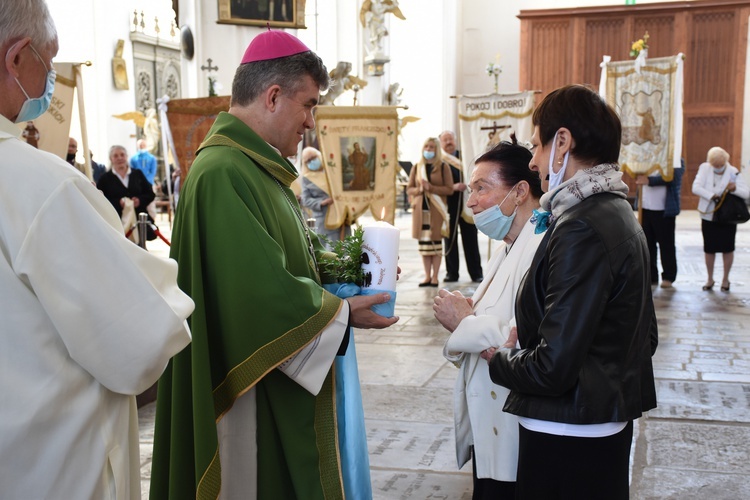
xmin=530 ymin=208 xmax=551 ymax=234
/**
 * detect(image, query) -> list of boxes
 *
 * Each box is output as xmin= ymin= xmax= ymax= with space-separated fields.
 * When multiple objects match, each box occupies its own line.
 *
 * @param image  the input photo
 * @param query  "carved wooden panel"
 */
xmin=633 ymin=16 xmax=675 ymax=58
xmin=583 ymin=18 xmax=627 ymax=87
xmin=529 ymin=21 xmax=572 ymax=97
xmin=684 ymin=115 xmax=733 ymax=209
xmin=687 ymin=11 xmax=736 ymax=104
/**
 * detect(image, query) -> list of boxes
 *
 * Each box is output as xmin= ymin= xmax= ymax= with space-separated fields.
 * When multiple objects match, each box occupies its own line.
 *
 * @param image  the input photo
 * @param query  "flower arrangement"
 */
xmin=485 ymin=62 xmax=502 ymax=77
xmin=629 ymin=32 xmax=649 ymax=58
xmin=321 ymin=226 xmax=366 ymax=286
xmin=486 ymin=60 xmax=502 ymax=92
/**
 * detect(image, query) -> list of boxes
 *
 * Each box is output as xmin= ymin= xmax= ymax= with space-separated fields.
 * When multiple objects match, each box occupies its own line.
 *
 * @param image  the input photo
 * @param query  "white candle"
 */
xmin=361 ymin=220 xmax=400 ymax=291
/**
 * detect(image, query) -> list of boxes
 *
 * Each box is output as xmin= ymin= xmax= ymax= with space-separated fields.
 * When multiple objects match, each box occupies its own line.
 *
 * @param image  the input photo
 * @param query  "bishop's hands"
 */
xmin=347 ymin=293 xmax=399 ymax=329
xmin=433 ymin=289 xmax=474 ymax=333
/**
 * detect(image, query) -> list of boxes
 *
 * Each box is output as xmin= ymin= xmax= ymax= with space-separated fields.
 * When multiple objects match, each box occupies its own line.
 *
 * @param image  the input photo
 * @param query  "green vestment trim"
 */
xmin=150 ymin=112 xmax=345 ymax=500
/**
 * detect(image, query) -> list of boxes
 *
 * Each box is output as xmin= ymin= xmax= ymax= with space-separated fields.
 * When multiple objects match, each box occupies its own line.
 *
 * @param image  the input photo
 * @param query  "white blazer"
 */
xmin=692 ymin=162 xmax=750 ymax=221
xmin=443 ymin=219 xmax=544 ymax=481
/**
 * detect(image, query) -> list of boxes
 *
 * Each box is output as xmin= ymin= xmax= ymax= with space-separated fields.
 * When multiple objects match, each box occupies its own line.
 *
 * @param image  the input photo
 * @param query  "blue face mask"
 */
xmin=473 ymin=184 xmax=518 ymax=241
xmin=423 ymin=150 xmax=435 ymax=160
xmin=14 ymin=45 xmax=56 ymax=123
xmin=307 ymin=158 xmax=322 ymax=171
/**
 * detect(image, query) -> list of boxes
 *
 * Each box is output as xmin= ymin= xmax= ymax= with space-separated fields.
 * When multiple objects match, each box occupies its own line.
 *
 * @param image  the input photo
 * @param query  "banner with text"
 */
xmin=315 ymin=106 xmax=399 ymax=227
xmin=16 ymin=62 xmax=76 ymax=161
xmin=457 ymin=91 xmax=535 ymax=185
xmin=601 ymin=54 xmax=684 ymax=178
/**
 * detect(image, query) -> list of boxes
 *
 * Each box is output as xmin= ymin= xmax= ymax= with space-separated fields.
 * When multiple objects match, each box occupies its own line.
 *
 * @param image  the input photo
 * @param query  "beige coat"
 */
xmin=406 ymin=160 xmax=454 ymax=240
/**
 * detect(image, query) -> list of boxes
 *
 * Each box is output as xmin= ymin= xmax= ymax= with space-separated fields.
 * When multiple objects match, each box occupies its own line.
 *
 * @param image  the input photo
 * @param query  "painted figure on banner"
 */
xmin=621 ymin=92 xmax=662 ymax=146
xmin=344 ymin=138 xmax=374 ymax=191
xmin=22 ymin=121 xmax=39 ymax=148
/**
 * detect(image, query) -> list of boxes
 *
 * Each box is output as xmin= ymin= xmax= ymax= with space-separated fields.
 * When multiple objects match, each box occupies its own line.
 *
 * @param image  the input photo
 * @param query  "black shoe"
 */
xmin=443 ymin=275 xmax=458 ymax=282
xmin=472 ymin=277 xmax=484 ymax=283
xmin=418 ymin=281 xmax=432 ymax=287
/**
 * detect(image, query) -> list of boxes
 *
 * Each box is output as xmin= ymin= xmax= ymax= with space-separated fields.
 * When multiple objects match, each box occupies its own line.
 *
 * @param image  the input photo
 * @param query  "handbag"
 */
xmin=713 ymin=190 xmax=750 ymax=224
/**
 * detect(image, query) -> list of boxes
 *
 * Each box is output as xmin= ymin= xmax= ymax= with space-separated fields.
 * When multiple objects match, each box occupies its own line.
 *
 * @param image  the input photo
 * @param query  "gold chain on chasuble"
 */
xmin=198 ymin=133 xmax=320 ymax=279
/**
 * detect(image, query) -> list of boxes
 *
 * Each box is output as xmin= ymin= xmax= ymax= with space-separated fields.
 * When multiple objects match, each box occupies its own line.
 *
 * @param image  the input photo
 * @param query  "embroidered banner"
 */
xmin=314 ymin=106 xmax=399 ymax=226
xmin=16 ymin=63 xmax=76 ymax=161
xmin=600 ymin=54 xmax=684 ymax=179
xmin=164 ymin=96 xmax=230 ymax=181
xmin=457 ymin=91 xmax=535 ymax=187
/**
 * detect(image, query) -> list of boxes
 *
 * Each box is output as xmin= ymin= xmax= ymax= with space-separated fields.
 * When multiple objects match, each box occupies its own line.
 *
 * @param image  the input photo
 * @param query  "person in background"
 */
xmin=129 ymin=138 xmax=157 ymax=185
xmin=439 ymin=130 xmax=483 ymax=283
xmin=691 ymin=146 xmax=750 ymax=292
xmin=97 ymin=145 xmax=155 ymax=220
xmin=90 ymin=150 xmax=105 ymax=183
xmin=300 ymin=145 xmax=351 ymax=249
xmin=484 ymin=85 xmax=658 ymax=499
xmin=635 ymin=159 xmax=684 ymax=288
xmin=149 ymin=29 xmax=397 ymax=500
xmin=407 ymin=136 xmax=454 ymax=287
xmin=67 ymin=136 xmax=85 ymax=174
xmin=0 ymin=1 xmax=193 ymax=498
xmin=433 ymin=136 xmax=545 ymax=499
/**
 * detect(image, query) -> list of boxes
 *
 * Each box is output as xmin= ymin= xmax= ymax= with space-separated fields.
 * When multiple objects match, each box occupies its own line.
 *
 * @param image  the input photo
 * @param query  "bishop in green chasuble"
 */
xmin=150 ymin=111 xmax=348 ymax=500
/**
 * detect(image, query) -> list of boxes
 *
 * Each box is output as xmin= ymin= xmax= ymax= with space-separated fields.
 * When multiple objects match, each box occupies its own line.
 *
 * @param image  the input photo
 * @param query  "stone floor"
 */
xmin=139 ymin=209 xmax=750 ymax=499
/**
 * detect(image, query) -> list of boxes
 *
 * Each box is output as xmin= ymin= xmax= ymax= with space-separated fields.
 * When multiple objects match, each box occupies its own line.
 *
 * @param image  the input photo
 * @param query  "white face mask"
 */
xmin=547 ymin=131 xmax=570 ymax=191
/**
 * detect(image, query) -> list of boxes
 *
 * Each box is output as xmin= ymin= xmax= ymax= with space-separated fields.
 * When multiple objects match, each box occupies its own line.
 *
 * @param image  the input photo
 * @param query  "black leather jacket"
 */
xmin=489 ymin=193 xmax=658 ymax=424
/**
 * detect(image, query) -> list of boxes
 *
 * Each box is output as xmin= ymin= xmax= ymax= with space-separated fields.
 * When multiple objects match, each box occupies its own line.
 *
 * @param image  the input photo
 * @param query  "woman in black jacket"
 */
xmin=483 ymin=85 xmax=658 ymax=499
xmin=97 ymin=145 xmax=156 ymax=240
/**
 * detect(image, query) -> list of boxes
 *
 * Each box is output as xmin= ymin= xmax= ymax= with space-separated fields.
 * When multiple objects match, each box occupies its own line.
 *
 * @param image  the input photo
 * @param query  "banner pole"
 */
xmin=75 ymin=62 xmax=93 ymax=181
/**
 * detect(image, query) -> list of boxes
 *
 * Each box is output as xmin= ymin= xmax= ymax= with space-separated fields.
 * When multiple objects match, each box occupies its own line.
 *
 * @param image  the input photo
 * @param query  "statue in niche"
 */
xmin=320 ymin=61 xmax=368 ymax=105
xmin=359 ymin=0 xmax=406 ymax=57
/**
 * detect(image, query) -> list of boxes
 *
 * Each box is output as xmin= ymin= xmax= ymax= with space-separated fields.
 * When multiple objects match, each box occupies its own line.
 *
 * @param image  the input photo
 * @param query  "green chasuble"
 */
xmin=150 ymin=112 xmax=345 ymax=500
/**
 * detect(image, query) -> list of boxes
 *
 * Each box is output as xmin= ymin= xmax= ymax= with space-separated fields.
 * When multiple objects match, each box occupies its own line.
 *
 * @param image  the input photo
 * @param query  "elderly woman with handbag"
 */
xmin=692 ymin=146 xmax=750 ymax=292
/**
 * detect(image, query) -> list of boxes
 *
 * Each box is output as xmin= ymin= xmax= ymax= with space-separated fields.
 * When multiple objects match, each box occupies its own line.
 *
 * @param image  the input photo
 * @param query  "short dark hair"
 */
xmin=532 ymin=84 xmax=622 ymax=165
xmin=475 ymin=135 xmax=543 ymax=200
xmin=230 ymin=51 xmax=330 ymax=107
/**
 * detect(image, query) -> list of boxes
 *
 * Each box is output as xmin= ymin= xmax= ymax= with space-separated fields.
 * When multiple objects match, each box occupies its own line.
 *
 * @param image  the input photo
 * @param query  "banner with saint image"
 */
xmin=314 ymin=106 xmax=399 ymax=227
xmin=600 ymin=54 xmax=684 ymax=179
xmin=457 ymin=91 xmax=535 ymax=187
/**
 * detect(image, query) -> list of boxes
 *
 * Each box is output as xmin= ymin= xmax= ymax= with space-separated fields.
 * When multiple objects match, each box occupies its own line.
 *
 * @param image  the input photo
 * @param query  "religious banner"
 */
xmin=600 ymin=54 xmax=684 ymax=179
xmin=164 ymin=96 xmax=230 ymax=180
xmin=314 ymin=106 xmax=399 ymax=226
xmin=16 ymin=62 xmax=77 ymax=160
xmin=457 ymin=91 xmax=535 ymax=184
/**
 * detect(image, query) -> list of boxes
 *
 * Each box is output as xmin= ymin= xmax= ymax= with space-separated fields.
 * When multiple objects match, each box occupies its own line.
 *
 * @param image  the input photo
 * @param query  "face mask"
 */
xmin=473 ymin=184 xmax=518 ymax=241
xmin=712 ymin=165 xmax=726 ymax=174
xmin=423 ymin=150 xmax=435 ymax=160
xmin=547 ymin=131 xmax=570 ymax=191
xmin=307 ymin=158 xmax=322 ymax=171
xmin=66 ymin=153 xmax=76 ymax=163
xmin=14 ymin=45 xmax=56 ymax=123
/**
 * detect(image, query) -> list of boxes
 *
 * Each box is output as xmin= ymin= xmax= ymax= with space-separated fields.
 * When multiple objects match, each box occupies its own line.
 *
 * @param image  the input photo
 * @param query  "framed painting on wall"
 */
xmin=217 ymin=0 xmax=306 ymax=29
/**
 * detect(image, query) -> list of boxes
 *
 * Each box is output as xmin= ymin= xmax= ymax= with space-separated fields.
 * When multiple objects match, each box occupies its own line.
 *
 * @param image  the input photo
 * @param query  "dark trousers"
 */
xmin=642 ymin=209 xmax=677 ymax=282
xmin=515 ymin=421 xmax=633 ymax=500
xmin=444 ymin=206 xmax=483 ymax=280
xmin=471 ymin=447 xmax=516 ymax=499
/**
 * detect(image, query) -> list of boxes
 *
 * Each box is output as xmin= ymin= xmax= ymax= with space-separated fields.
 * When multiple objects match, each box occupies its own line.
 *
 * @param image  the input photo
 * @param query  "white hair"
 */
xmin=0 ymin=0 xmax=57 ymax=49
xmin=707 ymin=147 xmax=729 ymax=168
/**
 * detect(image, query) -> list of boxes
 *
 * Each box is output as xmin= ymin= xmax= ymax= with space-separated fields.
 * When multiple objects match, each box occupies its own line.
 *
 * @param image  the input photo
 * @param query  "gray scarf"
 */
xmin=540 ymin=163 xmax=629 ymax=224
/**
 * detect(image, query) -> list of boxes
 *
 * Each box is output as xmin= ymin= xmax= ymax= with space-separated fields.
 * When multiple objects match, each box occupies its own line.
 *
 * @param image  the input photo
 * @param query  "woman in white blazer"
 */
xmin=692 ymin=146 xmax=750 ymax=291
xmin=433 ymin=136 xmax=546 ymax=499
